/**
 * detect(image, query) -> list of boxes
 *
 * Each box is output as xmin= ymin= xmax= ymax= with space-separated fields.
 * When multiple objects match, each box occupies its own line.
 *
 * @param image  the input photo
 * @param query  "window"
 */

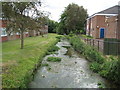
xmin=0 ymin=28 xmax=7 ymax=36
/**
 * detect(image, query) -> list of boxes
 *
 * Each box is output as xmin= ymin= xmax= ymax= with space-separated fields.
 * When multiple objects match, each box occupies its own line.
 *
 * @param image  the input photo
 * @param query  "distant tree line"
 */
xmin=47 ymin=19 xmax=58 ymax=33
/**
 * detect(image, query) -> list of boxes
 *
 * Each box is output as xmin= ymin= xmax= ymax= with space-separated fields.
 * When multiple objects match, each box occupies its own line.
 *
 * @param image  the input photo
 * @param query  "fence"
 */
xmin=81 ymin=38 xmax=120 ymax=56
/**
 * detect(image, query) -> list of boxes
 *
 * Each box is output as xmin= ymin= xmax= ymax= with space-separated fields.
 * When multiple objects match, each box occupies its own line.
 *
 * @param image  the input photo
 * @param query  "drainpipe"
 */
xmin=118 ymin=2 xmax=120 ymax=58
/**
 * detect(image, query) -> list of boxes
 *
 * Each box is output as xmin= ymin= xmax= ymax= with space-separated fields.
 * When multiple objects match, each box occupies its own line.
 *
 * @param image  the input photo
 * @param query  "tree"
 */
xmin=2 ymin=1 xmax=42 ymax=49
xmin=57 ymin=3 xmax=88 ymax=35
xmin=47 ymin=19 xmax=58 ymax=33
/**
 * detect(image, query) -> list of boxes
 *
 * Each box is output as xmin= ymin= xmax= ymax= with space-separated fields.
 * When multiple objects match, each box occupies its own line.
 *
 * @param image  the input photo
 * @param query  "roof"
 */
xmin=96 ymin=5 xmax=120 ymax=14
xmin=87 ymin=5 xmax=120 ymax=19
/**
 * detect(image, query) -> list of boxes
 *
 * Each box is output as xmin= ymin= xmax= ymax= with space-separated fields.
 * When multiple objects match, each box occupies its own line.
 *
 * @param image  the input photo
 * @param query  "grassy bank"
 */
xmin=68 ymin=35 xmax=120 ymax=86
xmin=2 ymin=33 xmax=60 ymax=88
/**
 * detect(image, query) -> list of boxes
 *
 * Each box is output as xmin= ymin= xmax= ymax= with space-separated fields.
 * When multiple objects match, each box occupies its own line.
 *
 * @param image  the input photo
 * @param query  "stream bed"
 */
xmin=29 ymin=39 xmax=116 ymax=88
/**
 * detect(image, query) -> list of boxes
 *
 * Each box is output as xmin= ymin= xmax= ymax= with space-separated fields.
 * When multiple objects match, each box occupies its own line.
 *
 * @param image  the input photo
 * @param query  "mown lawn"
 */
xmin=2 ymin=33 xmax=59 ymax=88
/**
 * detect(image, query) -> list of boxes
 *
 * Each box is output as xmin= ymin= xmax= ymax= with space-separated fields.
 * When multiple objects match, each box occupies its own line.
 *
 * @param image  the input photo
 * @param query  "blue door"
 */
xmin=100 ymin=28 xmax=104 ymax=38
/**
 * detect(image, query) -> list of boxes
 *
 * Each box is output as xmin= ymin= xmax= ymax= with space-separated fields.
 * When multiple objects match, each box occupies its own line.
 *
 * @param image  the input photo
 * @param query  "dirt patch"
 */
xmin=1 ymin=60 xmax=18 ymax=74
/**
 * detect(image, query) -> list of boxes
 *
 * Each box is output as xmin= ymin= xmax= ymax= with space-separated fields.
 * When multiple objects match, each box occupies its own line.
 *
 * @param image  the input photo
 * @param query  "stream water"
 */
xmin=29 ymin=39 xmax=116 ymax=88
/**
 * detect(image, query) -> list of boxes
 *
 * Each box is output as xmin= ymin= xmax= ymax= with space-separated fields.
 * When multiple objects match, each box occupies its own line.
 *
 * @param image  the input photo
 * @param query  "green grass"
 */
xmin=47 ymin=57 xmax=61 ymax=62
xmin=81 ymin=34 xmax=93 ymax=39
xmin=2 ymin=33 xmax=60 ymax=88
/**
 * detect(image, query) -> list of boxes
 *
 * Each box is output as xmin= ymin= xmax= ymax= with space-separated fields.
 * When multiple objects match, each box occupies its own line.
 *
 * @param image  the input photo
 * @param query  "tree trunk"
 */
xmin=20 ymin=31 xmax=24 ymax=49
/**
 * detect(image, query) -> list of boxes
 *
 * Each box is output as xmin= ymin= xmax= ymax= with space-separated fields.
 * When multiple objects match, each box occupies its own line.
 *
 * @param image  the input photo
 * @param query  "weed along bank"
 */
xmin=68 ymin=35 xmax=120 ymax=87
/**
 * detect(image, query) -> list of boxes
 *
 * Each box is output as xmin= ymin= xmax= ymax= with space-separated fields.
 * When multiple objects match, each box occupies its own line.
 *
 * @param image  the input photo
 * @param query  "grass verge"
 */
xmin=2 ymin=33 xmax=60 ymax=88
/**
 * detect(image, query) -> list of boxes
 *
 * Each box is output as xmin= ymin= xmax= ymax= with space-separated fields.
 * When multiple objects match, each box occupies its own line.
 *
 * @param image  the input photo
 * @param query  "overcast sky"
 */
xmin=41 ymin=0 xmax=120 ymax=21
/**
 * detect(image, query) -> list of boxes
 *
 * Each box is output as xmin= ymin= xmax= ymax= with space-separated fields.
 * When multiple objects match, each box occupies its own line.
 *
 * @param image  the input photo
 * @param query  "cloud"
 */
xmin=41 ymin=0 xmax=120 ymax=21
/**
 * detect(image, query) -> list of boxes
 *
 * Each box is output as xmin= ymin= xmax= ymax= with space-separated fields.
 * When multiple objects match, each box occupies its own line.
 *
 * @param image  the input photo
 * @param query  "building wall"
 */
xmin=0 ymin=19 xmax=48 ymax=42
xmin=0 ymin=20 xmax=7 ymax=28
xmin=86 ymin=15 xmax=118 ymax=39
xmin=86 ymin=19 xmax=90 ymax=36
xmin=91 ymin=16 xmax=97 ymax=38
xmin=105 ymin=16 xmax=117 ymax=38
xmin=96 ymin=15 xmax=106 ymax=38
xmin=1 ymin=34 xmax=29 ymax=42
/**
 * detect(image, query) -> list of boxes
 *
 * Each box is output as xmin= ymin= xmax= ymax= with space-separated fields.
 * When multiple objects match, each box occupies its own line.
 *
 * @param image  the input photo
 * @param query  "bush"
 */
xmin=84 ymin=47 xmax=105 ymax=64
xmin=56 ymin=36 xmax=63 ymax=40
xmin=107 ymin=60 xmax=120 ymax=84
xmin=69 ymin=36 xmax=85 ymax=54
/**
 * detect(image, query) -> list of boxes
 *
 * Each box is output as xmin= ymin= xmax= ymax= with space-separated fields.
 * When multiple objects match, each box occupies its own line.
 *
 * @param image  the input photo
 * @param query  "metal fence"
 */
xmin=82 ymin=38 xmax=120 ymax=56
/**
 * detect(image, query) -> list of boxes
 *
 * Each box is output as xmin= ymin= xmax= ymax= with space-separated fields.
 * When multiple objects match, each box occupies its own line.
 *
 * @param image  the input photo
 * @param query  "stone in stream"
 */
xmin=42 ymin=75 xmax=46 ymax=78
xmin=75 ymin=61 xmax=77 ymax=64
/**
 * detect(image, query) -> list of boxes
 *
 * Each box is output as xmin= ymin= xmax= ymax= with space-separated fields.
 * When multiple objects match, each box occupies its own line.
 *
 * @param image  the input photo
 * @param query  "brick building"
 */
xmin=0 ymin=18 xmax=48 ymax=42
xmin=86 ymin=5 xmax=120 ymax=39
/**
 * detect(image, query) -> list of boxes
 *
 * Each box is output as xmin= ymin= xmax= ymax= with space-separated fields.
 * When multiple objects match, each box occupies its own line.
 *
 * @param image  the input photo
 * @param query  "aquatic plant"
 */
xmin=47 ymin=57 xmax=61 ymax=62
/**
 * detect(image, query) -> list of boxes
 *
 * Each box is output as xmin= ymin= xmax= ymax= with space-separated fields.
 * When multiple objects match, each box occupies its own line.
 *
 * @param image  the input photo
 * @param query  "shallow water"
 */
xmin=29 ymin=39 xmax=116 ymax=88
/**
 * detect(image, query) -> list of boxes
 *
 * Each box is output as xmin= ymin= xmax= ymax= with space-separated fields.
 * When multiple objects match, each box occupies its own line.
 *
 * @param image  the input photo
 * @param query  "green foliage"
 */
xmin=69 ymin=32 xmax=74 ymax=37
xmin=57 ymin=3 xmax=88 ymax=35
xmin=107 ymin=60 xmax=120 ymax=84
xmin=69 ymin=36 xmax=85 ymax=54
xmin=47 ymin=57 xmax=61 ymax=62
xmin=2 ymin=34 xmax=59 ymax=88
xmin=90 ymin=62 xmax=101 ymax=73
xmin=84 ymin=47 xmax=105 ymax=64
xmin=56 ymin=36 xmax=63 ymax=42
xmin=56 ymin=36 xmax=63 ymax=39
xmin=47 ymin=19 xmax=58 ymax=33
xmin=97 ymin=82 xmax=105 ymax=88
xmin=81 ymin=35 xmax=93 ymax=39
xmin=46 ymin=46 xmax=60 ymax=55
xmin=41 ymin=63 xmax=49 ymax=67
xmin=69 ymin=36 xmax=105 ymax=64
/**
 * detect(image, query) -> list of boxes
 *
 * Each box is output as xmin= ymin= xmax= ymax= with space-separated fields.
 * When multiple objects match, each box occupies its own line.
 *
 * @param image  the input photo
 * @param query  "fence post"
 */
xmin=98 ymin=40 xmax=99 ymax=51
xmin=90 ymin=39 xmax=91 ymax=46
xmin=93 ymin=39 xmax=94 ymax=47
xmin=86 ymin=38 xmax=88 ymax=44
xmin=108 ymin=42 xmax=109 ymax=55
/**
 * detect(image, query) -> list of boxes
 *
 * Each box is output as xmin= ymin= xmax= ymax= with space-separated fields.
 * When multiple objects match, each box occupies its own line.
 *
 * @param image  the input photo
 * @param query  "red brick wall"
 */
xmin=96 ymin=15 xmax=106 ymax=38
xmin=90 ymin=15 xmax=106 ymax=38
xmin=90 ymin=16 xmax=97 ymax=38
xmin=2 ymin=36 xmax=8 ymax=42
xmin=25 ymin=34 xmax=29 ymax=37
xmin=1 ymin=34 xmax=29 ymax=42
xmin=87 ymin=15 xmax=117 ymax=39
xmin=105 ymin=16 xmax=117 ymax=38
xmin=16 ymin=35 xmax=20 ymax=39
xmin=0 ymin=20 xmax=7 ymax=28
